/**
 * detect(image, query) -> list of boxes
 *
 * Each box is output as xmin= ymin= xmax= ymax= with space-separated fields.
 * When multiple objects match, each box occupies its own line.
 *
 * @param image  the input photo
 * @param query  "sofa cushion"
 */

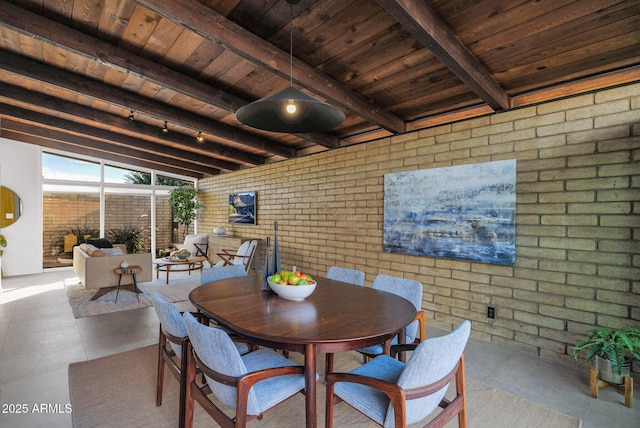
xmin=79 ymin=243 xmax=105 ymax=257
xmin=86 ymin=238 xmax=113 ymax=248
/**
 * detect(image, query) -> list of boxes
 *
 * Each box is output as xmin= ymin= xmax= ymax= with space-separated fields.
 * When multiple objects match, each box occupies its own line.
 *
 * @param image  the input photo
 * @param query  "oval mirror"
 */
xmin=1 ymin=186 xmax=23 ymax=228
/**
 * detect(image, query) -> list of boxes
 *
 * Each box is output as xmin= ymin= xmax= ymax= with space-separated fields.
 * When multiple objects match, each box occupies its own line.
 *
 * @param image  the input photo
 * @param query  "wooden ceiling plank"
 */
xmin=0 ymin=1 xmax=335 ymax=148
xmin=120 ymin=4 xmax=161 ymax=53
xmin=98 ymin=0 xmax=138 ymax=42
xmin=267 ymin=0 xmax=356 ymax=51
xmin=143 ymin=17 xmax=186 ymax=60
xmin=71 ymin=0 xmax=103 ymax=34
xmin=496 ymin=33 xmax=640 ymax=90
xmin=375 ymin=0 xmax=509 ymax=111
xmin=0 ymin=49 xmax=295 ymax=158
xmin=2 ymin=123 xmax=211 ymax=177
xmin=163 ymin=29 xmax=207 ymax=69
xmin=1 ymin=116 xmax=217 ymax=176
xmin=480 ymin=4 xmax=640 ymax=70
xmin=0 ymin=101 xmax=240 ymax=171
xmin=0 ymin=2 xmax=247 ymax=112
xmin=468 ymin=0 xmax=631 ymax=62
xmin=295 ymin=3 xmax=390 ymax=67
xmin=0 ymin=81 xmax=260 ymax=167
xmin=136 ymin=0 xmax=406 ymax=134
xmin=512 ymin=66 xmax=640 ymax=107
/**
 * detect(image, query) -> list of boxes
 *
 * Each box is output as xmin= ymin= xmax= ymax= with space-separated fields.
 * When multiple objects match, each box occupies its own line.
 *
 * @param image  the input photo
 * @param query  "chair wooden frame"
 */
xmin=156 ymin=311 xmax=208 ymax=428
xmin=325 ymin=343 xmax=467 ymax=428
xmin=325 ymin=310 xmax=426 ymax=375
xmin=183 ymin=342 xmax=306 ymax=428
xmin=215 ymin=241 xmax=257 ymax=272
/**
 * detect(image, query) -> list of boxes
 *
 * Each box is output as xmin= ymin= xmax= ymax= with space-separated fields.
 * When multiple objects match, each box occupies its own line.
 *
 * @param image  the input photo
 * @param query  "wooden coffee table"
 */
xmin=153 ymin=256 xmax=207 ymax=284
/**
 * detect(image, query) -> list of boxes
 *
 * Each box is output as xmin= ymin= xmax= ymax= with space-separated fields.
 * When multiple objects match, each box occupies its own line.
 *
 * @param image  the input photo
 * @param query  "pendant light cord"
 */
xmin=289 ymin=1 xmax=293 ymax=87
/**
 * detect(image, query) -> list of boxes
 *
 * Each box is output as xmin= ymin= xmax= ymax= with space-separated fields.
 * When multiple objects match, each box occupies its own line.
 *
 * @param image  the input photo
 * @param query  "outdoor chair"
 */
xmin=325 ymin=320 xmax=471 ymax=428
xmin=212 ymin=239 xmax=258 ymax=272
xmin=182 ymin=312 xmax=310 ymax=428
xmin=171 ymin=233 xmax=209 ymax=264
xmin=326 ymin=266 xmax=365 ymax=286
xmin=151 ymin=293 xmax=250 ymax=428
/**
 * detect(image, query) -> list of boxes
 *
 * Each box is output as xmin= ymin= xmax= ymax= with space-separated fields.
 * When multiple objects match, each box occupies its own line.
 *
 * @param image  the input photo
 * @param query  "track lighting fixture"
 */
xmin=162 ymin=121 xmax=168 ymax=133
xmin=128 ymin=110 xmax=134 ymax=121
xmin=196 ymin=131 xmax=204 ymax=142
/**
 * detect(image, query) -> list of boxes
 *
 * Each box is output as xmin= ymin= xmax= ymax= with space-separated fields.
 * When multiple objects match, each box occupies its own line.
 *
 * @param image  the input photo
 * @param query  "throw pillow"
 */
xmin=79 ymin=243 xmax=105 ymax=257
xmin=86 ymin=238 xmax=113 ymax=248
xmin=101 ymin=247 xmax=124 ymax=256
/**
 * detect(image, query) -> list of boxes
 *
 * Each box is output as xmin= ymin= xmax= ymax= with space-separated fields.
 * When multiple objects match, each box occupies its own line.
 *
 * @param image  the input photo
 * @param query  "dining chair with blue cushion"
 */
xmin=152 ymin=293 xmax=251 ymax=428
xmin=323 ymin=265 xmax=367 ymax=372
xmin=357 ymin=274 xmax=426 ymax=362
xmin=182 ymin=312 xmax=311 ymax=428
xmin=201 ymin=264 xmax=247 ymax=285
xmin=326 ymin=320 xmax=471 ymax=428
xmin=326 ymin=266 xmax=365 ymax=286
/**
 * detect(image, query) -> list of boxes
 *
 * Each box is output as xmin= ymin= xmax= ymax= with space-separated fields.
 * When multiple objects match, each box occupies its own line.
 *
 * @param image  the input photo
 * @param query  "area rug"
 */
xmin=65 ymin=271 xmax=201 ymax=318
xmin=68 ymin=345 xmax=582 ymax=428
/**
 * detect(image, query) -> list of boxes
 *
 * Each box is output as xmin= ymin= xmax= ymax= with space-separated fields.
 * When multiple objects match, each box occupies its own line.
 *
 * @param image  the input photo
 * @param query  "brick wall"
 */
xmin=43 ymin=193 xmax=175 ymax=258
xmin=198 ymin=83 xmax=640 ymax=375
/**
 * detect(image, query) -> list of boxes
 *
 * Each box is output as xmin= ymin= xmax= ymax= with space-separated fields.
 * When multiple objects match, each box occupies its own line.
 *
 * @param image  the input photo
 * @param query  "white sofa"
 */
xmin=73 ymin=243 xmax=152 ymax=289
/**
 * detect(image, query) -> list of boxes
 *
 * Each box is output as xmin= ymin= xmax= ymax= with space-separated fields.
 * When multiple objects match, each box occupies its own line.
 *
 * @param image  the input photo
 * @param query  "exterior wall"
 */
xmin=43 ymin=193 xmax=175 ymax=259
xmin=198 ymin=83 xmax=640 ymax=375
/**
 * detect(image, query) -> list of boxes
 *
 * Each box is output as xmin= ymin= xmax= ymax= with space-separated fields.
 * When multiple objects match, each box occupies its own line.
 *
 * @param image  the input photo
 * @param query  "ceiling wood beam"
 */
xmin=0 ymin=1 xmax=338 ymax=149
xmin=0 ymin=2 xmax=245 ymax=111
xmin=1 ymin=121 xmax=213 ymax=178
xmin=0 ymin=82 xmax=261 ymax=168
xmin=0 ymin=104 xmax=223 ymax=176
xmin=375 ymin=0 xmax=510 ymax=111
xmin=137 ymin=0 xmax=406 ymax=134
xmin=0 ymin=50 xmax=295 ymax=159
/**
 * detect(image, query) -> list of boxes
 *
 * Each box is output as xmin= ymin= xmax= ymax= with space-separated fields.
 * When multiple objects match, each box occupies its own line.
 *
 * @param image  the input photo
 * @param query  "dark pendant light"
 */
xmin=235 ymin=0 xmax=345 ymax=133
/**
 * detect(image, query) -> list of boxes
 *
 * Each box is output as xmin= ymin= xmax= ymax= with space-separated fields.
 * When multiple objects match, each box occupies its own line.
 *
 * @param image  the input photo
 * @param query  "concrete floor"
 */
xmin=0 ymin=269 xmax=637 ymax=427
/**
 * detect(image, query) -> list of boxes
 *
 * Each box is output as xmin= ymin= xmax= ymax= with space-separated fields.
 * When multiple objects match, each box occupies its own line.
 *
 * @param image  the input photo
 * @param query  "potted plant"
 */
xmin=108 ymin=225 xmax=147 ymax=254
xmin=573 ymin=327 xmax=640 ymax=384
xmin=169 ymin=186 xmax=202 ymax=238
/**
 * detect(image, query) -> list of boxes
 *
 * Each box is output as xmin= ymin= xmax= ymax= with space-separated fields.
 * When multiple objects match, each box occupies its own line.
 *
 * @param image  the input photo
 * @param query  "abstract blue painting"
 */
xmin=383 ymin=159 xmax=516 ymax=265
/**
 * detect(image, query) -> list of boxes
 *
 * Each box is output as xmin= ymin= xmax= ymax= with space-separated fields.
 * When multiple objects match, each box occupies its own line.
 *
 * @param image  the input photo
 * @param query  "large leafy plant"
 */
xmin=169 ymin=186 xmax=202 ymax=236
xmin=108 ymin=225 xmax=146 ymax=254
xmin=573 ymin=327 xmax=640 ymax=375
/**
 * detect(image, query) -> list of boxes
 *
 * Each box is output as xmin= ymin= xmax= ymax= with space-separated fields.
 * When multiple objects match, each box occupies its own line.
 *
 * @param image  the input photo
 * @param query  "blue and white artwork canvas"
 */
xmin=383 ymin=159 xmax=516 ymax=265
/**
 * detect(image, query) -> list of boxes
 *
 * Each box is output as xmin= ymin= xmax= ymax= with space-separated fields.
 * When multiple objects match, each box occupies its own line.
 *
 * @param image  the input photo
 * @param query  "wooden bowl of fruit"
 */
xmin=267 ymin=270 xmax=316 ymax=301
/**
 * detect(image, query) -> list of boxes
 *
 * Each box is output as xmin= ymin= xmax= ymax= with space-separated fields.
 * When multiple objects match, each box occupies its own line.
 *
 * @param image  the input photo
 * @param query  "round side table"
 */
xmin=114 ymin=265 xmax=143 ymax=303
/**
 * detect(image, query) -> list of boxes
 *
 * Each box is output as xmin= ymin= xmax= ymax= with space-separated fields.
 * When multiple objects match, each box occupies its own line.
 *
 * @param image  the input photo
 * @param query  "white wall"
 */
xmin=0 ymin=137 xmax=43 ymax=276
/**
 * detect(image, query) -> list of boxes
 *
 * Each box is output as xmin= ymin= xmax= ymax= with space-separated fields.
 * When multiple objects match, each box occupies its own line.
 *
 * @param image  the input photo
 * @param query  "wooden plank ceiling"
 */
xmin=0 ymin=0 xmax=638 ymax=178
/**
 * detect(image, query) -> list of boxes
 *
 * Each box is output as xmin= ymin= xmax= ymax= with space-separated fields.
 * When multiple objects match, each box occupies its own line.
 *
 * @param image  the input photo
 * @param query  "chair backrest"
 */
xmin=182 ymin=234 xmax=208 ymax=256
xmin=152 ymin=292 xmax=188 ymax=358
xmin=326 ymin=266 xmax=365 ymax=286
xmin=386 ymin=320 xmax=471 ymax=426
xmin=183 ymin=312 xmax=261 ymax=413
xmin=235 ymin=240 xmax=257 ymax=270
xmin=201 ymin=264 xmax=248 ymax=285
xmin=371 ymin=274 xmax=423 ymax=342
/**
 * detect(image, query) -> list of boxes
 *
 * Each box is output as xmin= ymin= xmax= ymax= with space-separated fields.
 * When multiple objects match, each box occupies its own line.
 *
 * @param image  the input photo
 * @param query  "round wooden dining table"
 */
xmin=189 ymin=274 xmax=417 ymax=428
